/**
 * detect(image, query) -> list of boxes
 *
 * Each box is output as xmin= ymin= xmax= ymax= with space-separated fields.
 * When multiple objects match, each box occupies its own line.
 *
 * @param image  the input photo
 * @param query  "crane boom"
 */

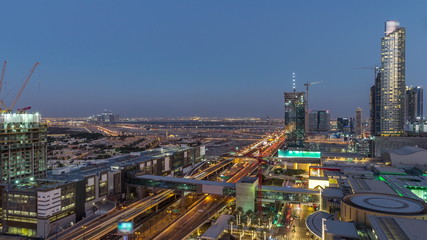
xmin=303 ymin=80 xmax=323 ymax=134
xmin=0 ymin=61 xmax=6 ymax=94
xmin=9 ymin=62 xmax=39 ymax=111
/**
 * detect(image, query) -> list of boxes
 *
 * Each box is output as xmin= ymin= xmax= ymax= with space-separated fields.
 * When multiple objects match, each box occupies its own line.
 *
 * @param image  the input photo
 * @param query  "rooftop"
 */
xmin=200 ymin=215 xmax=232 ymax=240
xmin=323 ymin=220 xmax=359 ymax=239
xmin=390 ymin=146 xmax=426 ymax=155
xmin=344 ymin=193 xmax=426 ymax=215
xmin=305 ymin=211 xmax=333 ymax=238
xmin=349 ymin=179 xmax=397 ymax=195
xmin=48 ymin=146 xmax=193 ymax=182
xmin=368 ymin=215 xmax=427 ymax=240
xmin=239 ymin=176 xmax=258 ymax=184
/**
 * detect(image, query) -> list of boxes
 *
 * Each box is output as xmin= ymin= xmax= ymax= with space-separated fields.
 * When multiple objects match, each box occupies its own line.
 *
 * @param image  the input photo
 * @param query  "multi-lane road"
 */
xmin=52 ymin=190 xmax=174 ymax=240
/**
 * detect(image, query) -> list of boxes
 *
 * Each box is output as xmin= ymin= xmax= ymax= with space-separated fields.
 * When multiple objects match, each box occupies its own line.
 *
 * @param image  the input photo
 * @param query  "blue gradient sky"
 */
xmin=1 ymin=1 xmax=426 ymax=118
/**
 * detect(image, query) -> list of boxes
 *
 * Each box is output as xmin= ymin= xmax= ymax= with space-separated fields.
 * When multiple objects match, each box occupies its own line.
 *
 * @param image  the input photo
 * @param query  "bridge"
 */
xmin=127 ymin=175 xmax=320 ymax=203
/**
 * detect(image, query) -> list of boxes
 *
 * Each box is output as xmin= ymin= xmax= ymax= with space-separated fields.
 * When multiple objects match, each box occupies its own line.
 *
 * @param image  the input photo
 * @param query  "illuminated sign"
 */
xmin=278 ymin=149 xmax=321 ymax=158
xmin=118 ymin=221 xmax=134 ymax=235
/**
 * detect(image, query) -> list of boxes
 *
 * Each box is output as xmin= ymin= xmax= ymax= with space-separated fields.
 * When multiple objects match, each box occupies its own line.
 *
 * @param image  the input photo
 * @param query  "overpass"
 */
xmin=127 ymin=175 xmax=320 ymax=203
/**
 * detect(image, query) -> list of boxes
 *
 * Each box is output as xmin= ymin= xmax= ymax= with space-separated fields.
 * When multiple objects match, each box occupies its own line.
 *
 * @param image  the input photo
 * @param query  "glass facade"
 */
xmin=284 ymin=92 xmax=305 ymax=146
xmin=380 ymin=20 xmax=406 ymax=136
xmin=405 ymin=86 xmax=423 ymax=123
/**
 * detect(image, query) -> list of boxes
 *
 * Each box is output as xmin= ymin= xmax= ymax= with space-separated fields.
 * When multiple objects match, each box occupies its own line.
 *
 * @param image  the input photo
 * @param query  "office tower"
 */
xmin=337 ymin=118 xmax=350 ymax=133
xmin=284 ymin=92 xmax=305 ymax=146
xmin=370 ymin=72 xmax=381 ymax=136
xmin=0 ymin=112 xmax=47 ymax=183
xmin=405 ymin=86 xmax=423 ymax=122
xmin=309 ymin=110 xmax=330 ymax=131
xmin=379 ymin=20 xmax=406 ymax=136
xmin=355 ymin=108 xmax=362 ymax=137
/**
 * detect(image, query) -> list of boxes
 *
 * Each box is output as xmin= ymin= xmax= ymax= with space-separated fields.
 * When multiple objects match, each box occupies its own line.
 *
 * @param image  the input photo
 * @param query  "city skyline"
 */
xmin=1 ymin=1 xmax=427 ymax=118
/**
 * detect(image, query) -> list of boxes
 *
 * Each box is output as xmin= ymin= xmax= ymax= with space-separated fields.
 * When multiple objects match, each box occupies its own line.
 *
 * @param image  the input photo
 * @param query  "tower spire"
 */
xmin=292 ymin=72 xmax=296 ymax=92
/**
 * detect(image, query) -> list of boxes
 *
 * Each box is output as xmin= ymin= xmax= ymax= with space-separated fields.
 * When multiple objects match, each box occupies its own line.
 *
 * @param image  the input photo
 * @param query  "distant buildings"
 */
xmin=378 ymin=20 xmax=406 ymax=136
xmin=370 ymin=71 xmax=381 ymax=136
xmin=355 ymin=108 xmax=362 ymax=137
xmin=336 ymin=117 xmax=353 ymax=134
xmin=0 ymin=112 xmax=47 ymax=183
xmin=88 ymin=109 xmax=119 ymax=123
xmin=309 ymin=110 xmax=330 ymax=132
xmin=284 ymin=91 xmax=305 ymax=146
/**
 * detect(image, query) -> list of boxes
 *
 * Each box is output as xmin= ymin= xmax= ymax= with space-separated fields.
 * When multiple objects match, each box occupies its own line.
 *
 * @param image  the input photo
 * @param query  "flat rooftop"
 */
xmin=369 ymin=215 xmax=427 ymax=240
xmin=345 ymin=193 xmax=426 ymax=215
xmin=374 ymin=166 xmax=406 ymax=175
xmin=349 ymin=179 xmax=397 ymax=195
xmin=48 ymin=146 xmax=193 ymax=182
xmin=239 ymin=176 xmax=258 ymax=184
xmin=323 ymin=220 xmax=359 ymax=239
xmin=380 ymin=175 xmax=427 ymax=201
xmin=200 ymin=215 xmax=232 ymax=240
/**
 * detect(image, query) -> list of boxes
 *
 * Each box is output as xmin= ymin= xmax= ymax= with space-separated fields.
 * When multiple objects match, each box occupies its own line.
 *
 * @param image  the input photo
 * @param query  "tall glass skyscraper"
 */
xmin=284 ymin=92 xmax=305 ymax=146
xmin=405 ymin=86 xmax=423 ymax=122
xmin=379 ymin=20 xmax=406 ymax=136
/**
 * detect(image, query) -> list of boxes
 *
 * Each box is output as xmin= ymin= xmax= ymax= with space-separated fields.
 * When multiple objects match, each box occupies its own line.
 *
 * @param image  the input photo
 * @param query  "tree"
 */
xmin=245 ymin=209 xmax=254 ymax=226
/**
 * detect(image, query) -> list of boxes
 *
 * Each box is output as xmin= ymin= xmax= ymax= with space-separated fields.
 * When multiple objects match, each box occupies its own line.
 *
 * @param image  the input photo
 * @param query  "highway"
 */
xmin=153 ymin=196 xmax=232 ymax=240
xmin=152 ymin=131 xmax=286 ymax=239
xmin=52 ymin=190 xmax=174 ymax=240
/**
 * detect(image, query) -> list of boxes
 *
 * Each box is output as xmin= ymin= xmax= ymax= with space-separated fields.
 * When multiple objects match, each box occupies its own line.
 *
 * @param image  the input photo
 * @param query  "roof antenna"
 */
xmin=292 ymin=72 xmax=296 ymax=92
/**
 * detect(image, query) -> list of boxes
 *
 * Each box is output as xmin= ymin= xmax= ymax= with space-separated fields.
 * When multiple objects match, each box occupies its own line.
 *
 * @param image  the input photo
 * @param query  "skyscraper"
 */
xmin=355 ymin=107 xmax=362 ymax=137
xmin=405 ymin=86 xmax=423 ymax=122
xmin=370 ymin=72 xmax=381 ymax=136
xmin=379 ymin=20 xmax=406 ymax=136
xmin=0 ymin=112 xmax=47 ymax=183
xmin=284 ymin=92 xmax=305 ymax=146
xmin=309 ymin=110 xmax=330 ymax=132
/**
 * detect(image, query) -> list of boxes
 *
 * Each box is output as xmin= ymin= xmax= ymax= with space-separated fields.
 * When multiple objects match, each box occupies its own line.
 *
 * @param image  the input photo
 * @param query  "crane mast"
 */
xmin=0 ymin=61 xmax=6 ymax=94
xmin=303 ymin=81 xmax=322 ymax=134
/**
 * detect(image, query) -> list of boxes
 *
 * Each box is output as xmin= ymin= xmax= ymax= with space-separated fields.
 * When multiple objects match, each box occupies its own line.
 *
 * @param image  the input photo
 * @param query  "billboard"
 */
xmin=118 ymin=221 xmax=134 ymax=235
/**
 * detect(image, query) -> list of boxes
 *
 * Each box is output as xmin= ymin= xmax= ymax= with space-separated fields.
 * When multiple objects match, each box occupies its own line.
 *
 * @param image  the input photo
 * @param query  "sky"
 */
xmin=0 ymin=1 xmax=426 ymax=118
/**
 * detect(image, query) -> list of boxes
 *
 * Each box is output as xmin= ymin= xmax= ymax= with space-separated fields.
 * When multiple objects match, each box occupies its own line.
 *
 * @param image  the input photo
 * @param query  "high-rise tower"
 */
xmin=370 ymin=72 xmax=381 ymax=136
xmin=379 ymin=20 xmax=406 ymax=136
xmin=0 ymin=112 xmax=47 ymax=183
xmin=284 ymin=92 xmax=305 ymax=146
xmin=405 ymin=86 xmax=423 ymax=122
xmin=355 ymin=107 xmax=362 ymax=137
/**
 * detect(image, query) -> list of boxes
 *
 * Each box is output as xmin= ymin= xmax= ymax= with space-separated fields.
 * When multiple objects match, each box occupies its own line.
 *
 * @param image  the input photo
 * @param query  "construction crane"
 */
xmin=0 ymin=61 xmax=6 ymax=94
xmin=8 ymin=62 xmax=39 ymax=111
xmin=303 ymin=81 xmax=322 ymax=134
xmin=17 ymin=106 xmax=31 ymax=112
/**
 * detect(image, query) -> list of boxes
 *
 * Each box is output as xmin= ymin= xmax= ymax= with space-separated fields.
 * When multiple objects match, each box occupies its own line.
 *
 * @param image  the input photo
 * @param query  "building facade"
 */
xmin=284 ymin=92 xmax=305 ymax=146
xmin=379 ymin=20 xmax=406 ymax=136
xmin=405 ymin=86 xmax=423 ymax=123
xmin=309 ymin=110 xmax=330 ymax=132
xmin=0 ymin=113 xmax=47 ymax=183
xmin=355 ymin=108 xmax=362 ymax=137
xmin=370 ymin=72 xmax=381 ymax=136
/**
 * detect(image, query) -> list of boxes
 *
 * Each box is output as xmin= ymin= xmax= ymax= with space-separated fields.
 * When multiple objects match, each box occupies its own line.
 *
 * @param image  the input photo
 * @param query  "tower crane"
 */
xmin=0 ymin=61 xmax=6 ymax=94
xmin=8 ymin=62 xmax=39 ymax=111
xmin=0 ymin=61 xmax=7 ymax=110
xmin=303 ymin=81 xmax=322 ymax=134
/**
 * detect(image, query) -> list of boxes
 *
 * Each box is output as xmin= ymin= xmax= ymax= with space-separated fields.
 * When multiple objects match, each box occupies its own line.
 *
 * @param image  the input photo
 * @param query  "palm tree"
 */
xmin=235 ymin=207 xmax=244 ymax=225
xmin=246 ymin=209 xmax=254 ymax=226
